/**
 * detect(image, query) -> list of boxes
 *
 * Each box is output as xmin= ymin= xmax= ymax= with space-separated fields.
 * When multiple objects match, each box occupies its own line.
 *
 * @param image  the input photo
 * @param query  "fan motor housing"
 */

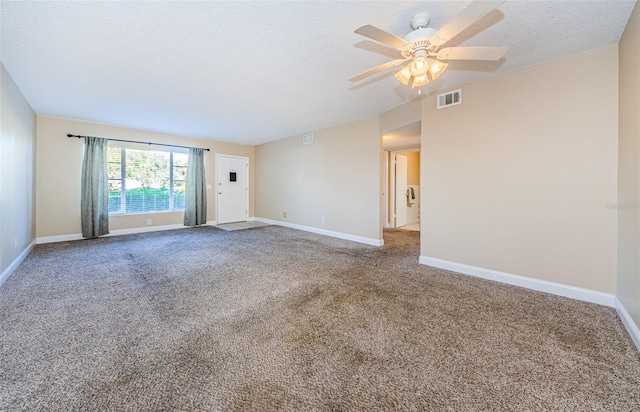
xmin=401 ymin=27 xmax=438 ymax=58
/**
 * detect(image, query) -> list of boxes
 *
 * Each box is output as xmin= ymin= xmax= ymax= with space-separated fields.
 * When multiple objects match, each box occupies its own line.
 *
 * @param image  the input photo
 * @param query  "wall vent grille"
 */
xmin=303 ymin=133 xmax=314 ymax=145
xmin=437 ymin=89 xmax=462 ymax=109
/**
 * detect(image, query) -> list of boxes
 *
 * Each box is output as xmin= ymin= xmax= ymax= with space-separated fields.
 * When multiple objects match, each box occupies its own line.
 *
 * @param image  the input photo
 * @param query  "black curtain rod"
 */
xmin=66 ymin=134 xmax=210 ymax=151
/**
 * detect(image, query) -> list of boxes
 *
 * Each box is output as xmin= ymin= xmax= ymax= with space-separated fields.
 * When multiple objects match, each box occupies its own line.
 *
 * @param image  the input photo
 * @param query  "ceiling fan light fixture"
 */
xmin=412 ymin=74 xmax=430 ymax=87
xmin=409 ymin=56 xmax=429 ymax=77
xmin=427 ymin=58 xmax=448 ymax=80
xmin=394 ymin=65 xmax=412 ymax=86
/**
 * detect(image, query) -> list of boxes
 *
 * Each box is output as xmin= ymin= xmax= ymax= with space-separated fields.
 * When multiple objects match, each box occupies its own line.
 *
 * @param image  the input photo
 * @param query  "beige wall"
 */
xmin=400 ymin=151 xmax=420 ymax=186
xmin=379 ymin=98 xmax=422 ymax=136
xmin=255 ymin=117 xmax=381 ymax=241
xmin=421 ymin=45 xmax=619 ymax=294
xmin=36 ymin=116 xmax=254 ymax=238
xmin=0 ymin=63 xmax=36 ymax=275
xmin=617 ymin=2 xmax=640 ymax=327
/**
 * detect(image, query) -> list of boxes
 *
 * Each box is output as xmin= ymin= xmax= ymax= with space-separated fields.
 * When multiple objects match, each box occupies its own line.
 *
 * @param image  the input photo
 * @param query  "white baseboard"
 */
xmin=254 ymin=217 xmax=384 ymax=247
xmin=37 ymin=222 xmax=211 ymax=244
xmin=0 ymin=239 xmax=36 ymax=287
xmin=419 ymin=255 xmax=616 ymax=307
xmin=615 ymin=298 xmax=640 ymax=351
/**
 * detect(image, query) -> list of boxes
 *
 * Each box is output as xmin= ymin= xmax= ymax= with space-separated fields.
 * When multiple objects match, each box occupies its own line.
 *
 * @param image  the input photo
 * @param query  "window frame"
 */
xmin=107 ymin=142 xmax=188 ymax=215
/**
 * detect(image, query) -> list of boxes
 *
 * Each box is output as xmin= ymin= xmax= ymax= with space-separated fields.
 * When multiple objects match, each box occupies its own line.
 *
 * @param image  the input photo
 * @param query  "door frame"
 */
xmin=383 ymin=150 xmax=390 ymax=228
xmin=394 ymin=153 xmax=408 ymax=228
xmin=389 ymin=148 xmax=420 ymax=228
xmin=215 ymin=154 xmax=250 ymax=224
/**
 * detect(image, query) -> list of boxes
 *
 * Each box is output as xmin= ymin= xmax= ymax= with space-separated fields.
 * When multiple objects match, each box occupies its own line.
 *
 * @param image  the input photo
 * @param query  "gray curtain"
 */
xmin=184 ymin=148 xmax=207 ymax=226
xmin=81 ymin=136 xmax=109 ymax=238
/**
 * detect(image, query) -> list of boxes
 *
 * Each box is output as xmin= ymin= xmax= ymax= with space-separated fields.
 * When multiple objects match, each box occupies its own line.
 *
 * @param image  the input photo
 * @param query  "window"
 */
xmin=107 ymin=145 xmax=188 ymax=214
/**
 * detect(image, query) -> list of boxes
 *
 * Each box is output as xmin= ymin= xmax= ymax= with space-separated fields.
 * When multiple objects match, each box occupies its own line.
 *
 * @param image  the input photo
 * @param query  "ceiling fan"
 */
xmin=349 ymin=0 xmax=507 ymax=90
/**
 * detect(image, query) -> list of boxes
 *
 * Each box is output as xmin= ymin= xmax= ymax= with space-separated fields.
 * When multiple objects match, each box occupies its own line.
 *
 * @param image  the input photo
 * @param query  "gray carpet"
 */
xmin=1 ymin=226 xmax=639 ymax=411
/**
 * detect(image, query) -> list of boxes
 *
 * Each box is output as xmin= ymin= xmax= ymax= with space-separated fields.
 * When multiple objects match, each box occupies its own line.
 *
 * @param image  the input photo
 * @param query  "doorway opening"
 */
xmin=392 ymin=150 xmax=420 ymax=231
xmin=382 ymin=122 xmax=421 ymax=238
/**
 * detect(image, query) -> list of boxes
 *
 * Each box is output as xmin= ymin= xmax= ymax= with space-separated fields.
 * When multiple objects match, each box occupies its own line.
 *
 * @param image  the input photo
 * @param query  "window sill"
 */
xmin=109 ymin=210 xmax=184 ymax=217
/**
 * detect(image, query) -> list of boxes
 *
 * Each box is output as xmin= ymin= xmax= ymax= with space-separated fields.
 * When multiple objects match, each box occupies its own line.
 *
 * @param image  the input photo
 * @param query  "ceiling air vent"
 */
xmin=303 ymin=133 xmax=314 ymax=145
xmin=437 ymin=89 xmax=462 ymax=109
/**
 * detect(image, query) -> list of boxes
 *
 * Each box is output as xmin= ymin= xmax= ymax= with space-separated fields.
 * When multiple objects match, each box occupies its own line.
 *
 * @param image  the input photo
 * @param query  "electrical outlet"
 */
xmin=320 ymin=217 xmax=325 ymax=225
xmin=283 ymin=212 xmax=287 ymax=218
xmin=146 ymin=219 xmax=152 ymax=225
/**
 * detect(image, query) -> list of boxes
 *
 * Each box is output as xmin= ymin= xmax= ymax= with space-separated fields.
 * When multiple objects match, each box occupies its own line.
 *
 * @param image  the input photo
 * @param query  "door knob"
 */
xmin=218 ymin=192 xmax=222 ymax=195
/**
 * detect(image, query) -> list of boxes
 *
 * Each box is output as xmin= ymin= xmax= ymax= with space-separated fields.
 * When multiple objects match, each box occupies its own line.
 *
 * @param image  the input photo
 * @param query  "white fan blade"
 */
xmin=355 ymin=25 xmax=408 ymax=49
xmin=429 ymin=0 xmax=506 ymax=46
xmin=437 ymin=46 xmax=507 ymax=61
xmin=349 ymin=59 xmax=408 ymax=82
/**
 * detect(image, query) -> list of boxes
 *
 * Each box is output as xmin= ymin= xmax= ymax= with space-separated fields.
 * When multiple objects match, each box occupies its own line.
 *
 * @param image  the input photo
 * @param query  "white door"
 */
xmin=216 ymin=155 xmax=248 ymax=224
xmin=395 ymin=154 xmax=408 ymax=228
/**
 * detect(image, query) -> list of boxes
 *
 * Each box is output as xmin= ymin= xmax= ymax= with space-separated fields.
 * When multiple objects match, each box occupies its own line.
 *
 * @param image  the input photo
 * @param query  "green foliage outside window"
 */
xmin=107 ymin=146 xmax=187 ymax=214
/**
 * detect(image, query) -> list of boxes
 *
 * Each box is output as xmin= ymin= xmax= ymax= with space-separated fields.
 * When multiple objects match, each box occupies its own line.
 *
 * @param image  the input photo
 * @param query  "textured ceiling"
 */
xmin=1 ymin=1 xmax=636 ymax=145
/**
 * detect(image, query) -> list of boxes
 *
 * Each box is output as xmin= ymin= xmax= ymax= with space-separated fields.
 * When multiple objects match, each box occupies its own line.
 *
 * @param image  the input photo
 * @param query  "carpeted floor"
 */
xmin=1 ymin=226 xmax=639 ymax=411
xmin=398 ymin=222 xmax=420 ymax=231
